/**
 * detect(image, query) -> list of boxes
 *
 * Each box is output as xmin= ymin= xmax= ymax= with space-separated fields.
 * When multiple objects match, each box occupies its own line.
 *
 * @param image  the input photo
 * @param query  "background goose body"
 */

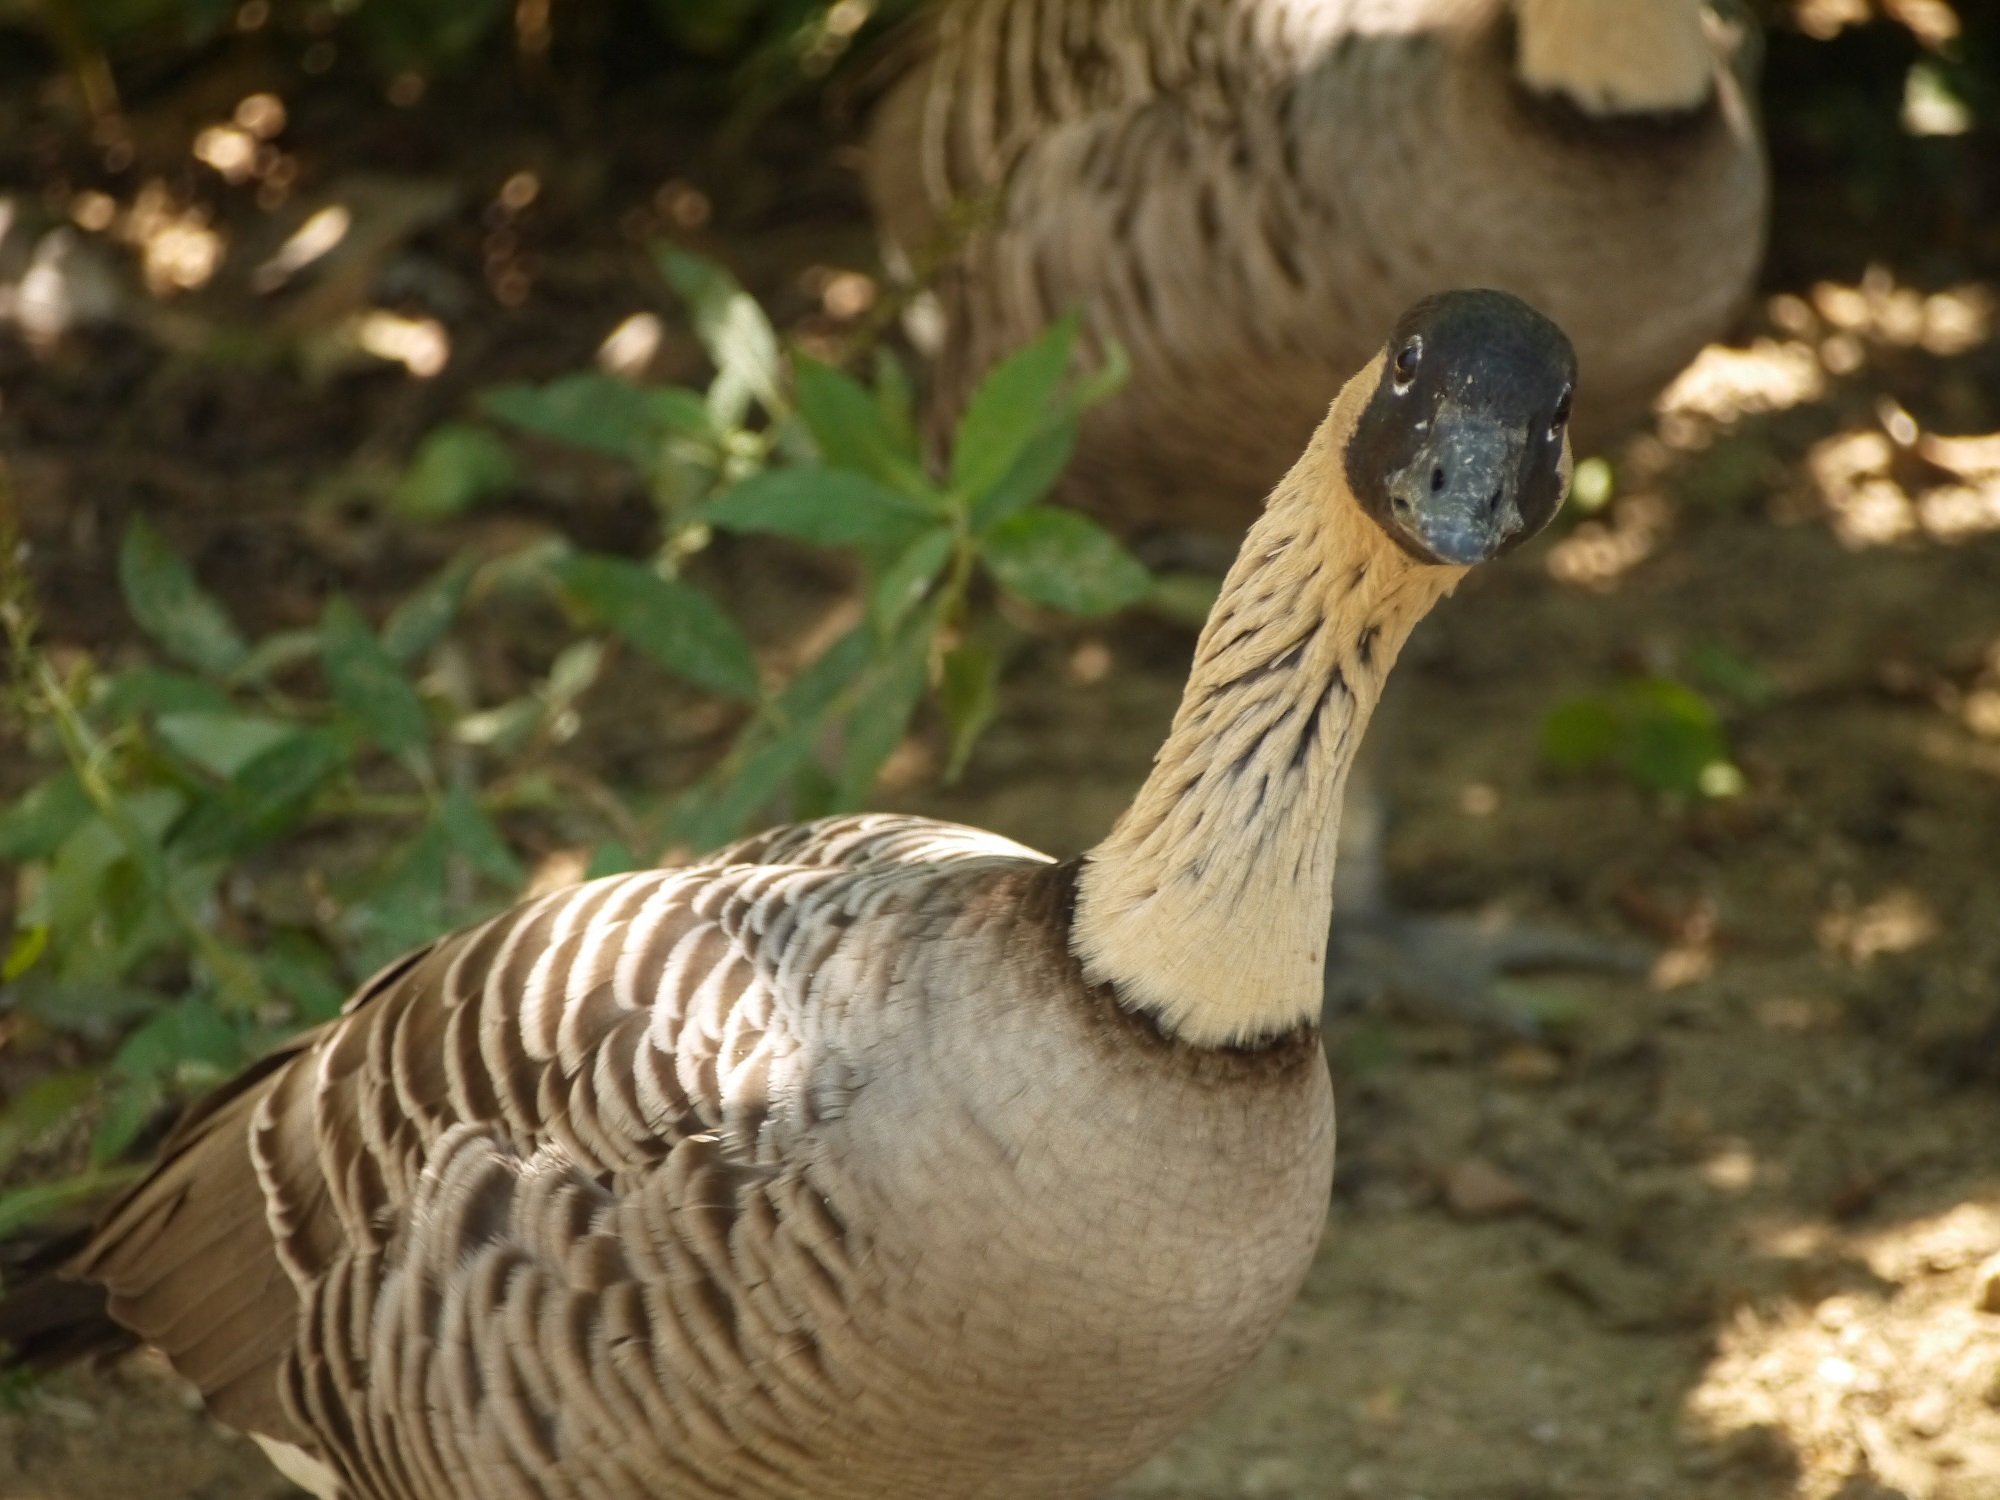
xmin=868 ymin=0 xmax=1767 ymax=531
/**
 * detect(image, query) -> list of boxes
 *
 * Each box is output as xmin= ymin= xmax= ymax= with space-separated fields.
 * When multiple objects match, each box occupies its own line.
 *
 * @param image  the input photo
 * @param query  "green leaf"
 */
xmin=969 ymin=418 xmax=1079 ymax=535
xmin=940 ymin=641 xmax=1000 ymax=782
xmin=117 ymin=521 xmax=247 ymax=676
xmin=257 ymin=932 xmax=348 ymax=1023
xmin=114 ymin=995 xmax=244 ymax=1085
xmin=951 ymin=316 xmax=1078 ymax=500
xmin=1541 ymin=697 xmax=1623 ymax=772
xmin=702 ymin=467 xmax=936 ymax=550
xmin=172 ymin=729 xmax=349 ymax=861
xmin=394 ymin=422 xmax=518 ymax=520
xmin=91 ymin=1076 xmax=163 ymax=1165
xmin=585 ymin=841 xmax=639 ymax=879
xmin=792 ymin=353 xmax=927 ymax=493
xmin=154 ymin=710 xmax=297 ymax=778
xmin=552 ymin=552 xmax=760 ymax=702
xmin=321 ymin=598 xmax=432 ymax=760
xmin=659 ymin=247 xmax=783 ymax=426
xmin=441 ymin=781 xmax=523 ymax=885
xmin=0 ymin=1168 xmax=142 ymax=1239
xmin=0 ymin=771 xmax=93 ymax=861
xmin=982 ymin=507 xmax=1151 ymax=617
xmin=227 ymin=628 xmax=323 ymax=685
xmin=483 ymin=374 xmax=712 ymax=463
xmin=3 ymin=925 xmax=49 ymax=981
xmin=95 ymin=666 xmax=233 ymax=720
xmin=346 ymin=821 xmax=454 ymax=972
xmin=870 ymin=526 xmax=955 ymax=634
xmin=1622 ymin=679 xmax=1730 ymax=797
xmin=0 ymin=1070 xmax=97 ymax=1176
xmin=670 ymin=627 xmax=873 ymax=851
xmin=382 ymin=556 xmax=476 ymax=663
xmin=837 ymin=627 xmax=931 ymax=805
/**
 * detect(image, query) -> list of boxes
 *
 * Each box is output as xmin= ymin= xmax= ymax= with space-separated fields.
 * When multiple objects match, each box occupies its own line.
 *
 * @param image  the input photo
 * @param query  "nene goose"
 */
xmin=866 ymin=0 xmax=1766 ymax=535
xmin=1 ymin=290 xmax=1578 ymax=1500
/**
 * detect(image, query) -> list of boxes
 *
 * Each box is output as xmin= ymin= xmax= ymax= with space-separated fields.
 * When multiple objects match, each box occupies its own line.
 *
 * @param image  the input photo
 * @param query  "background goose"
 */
xmin=0 ymin=290 xmax=1578 ymax=1499
xmin=867 ymin=0 xmax=1767 ymax=534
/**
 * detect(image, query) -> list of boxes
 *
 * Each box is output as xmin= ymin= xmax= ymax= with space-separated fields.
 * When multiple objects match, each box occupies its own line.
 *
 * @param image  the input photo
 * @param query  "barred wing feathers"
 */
xmin=68 ymin=815 xmax=1050 ymax=1494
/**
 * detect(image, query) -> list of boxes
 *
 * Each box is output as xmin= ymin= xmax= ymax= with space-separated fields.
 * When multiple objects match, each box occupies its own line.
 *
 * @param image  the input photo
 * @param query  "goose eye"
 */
xmin=1392 ymin=338 xmax=1422 ymax=392
xmin=1550 ymin=386 xmax=1574 ymax=436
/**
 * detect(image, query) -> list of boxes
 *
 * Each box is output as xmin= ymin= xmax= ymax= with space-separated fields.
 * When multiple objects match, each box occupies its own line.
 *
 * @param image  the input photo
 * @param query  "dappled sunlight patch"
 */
xmin=1657 ymin=273 xmax=1992 ymax=457
xmin=1545 ymin=492 xmax=1669 ymax=590
xmin=1808 ymin=420 xmax=2000 ymax=549
xmin=351 ymin=309 xmax=451 ymax=377
xmin=1817 ymin=886 xmax=1941 ymax=966
xmin=1687 ymin=1197 xmax=2000 ymax=1498
xmin=597 ymin=311 xmax=665 ymax=376
xmin=1658 ymin=337 xmax=1826 ymax=427
xmin=253 ymin=203 xmax=352 ymax=293
xmin=125 ymin=182 xmax=226 ymax=296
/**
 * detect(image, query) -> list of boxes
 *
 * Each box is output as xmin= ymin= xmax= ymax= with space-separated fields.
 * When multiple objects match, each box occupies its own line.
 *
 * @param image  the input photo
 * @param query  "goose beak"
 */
xmin=1383 ymin=412 xmax=1529 ymax=566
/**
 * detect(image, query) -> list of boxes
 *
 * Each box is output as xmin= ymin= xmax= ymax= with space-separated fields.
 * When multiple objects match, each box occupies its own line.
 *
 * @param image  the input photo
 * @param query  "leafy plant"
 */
xmin=0 ymin=247 xmax=1143 ymax=1233
xmin=1541 ymin=674 xmax=1746 ymax=799
xmin=463 ymin=246 xmax=1141 ymax=848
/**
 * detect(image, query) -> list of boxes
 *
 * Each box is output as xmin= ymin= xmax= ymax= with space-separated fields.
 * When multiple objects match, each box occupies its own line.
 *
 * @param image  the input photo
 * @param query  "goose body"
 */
xmin=2 ymin=291 xmax=1580 ymax=1499
xmin=867 ymin=0 xmax=1766 ymax=530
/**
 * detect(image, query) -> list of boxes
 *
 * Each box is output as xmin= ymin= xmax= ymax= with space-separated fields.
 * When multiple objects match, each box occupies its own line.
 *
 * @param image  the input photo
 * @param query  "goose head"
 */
xmin=1343 ymin=289 xmax=1576 ymax=568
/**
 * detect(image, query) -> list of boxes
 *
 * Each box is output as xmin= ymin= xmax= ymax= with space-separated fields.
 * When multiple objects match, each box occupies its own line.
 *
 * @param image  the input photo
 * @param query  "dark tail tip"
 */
xmin=0 ymin=1231 xmax=132 ymax=1372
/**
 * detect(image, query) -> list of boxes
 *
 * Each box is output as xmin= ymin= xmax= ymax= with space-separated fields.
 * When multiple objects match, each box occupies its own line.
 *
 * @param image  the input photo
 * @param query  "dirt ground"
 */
xmin=4 ymin=6 xmax=2000 ymax=1500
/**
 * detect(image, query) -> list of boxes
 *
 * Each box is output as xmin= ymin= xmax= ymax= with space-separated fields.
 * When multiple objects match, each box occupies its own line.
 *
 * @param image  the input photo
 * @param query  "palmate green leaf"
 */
xmin=950 ymin=316 xmax=1078 ymax=501
xmin=982 ymin=507 xmax=1151 ymax=617
xmin=118 ymin=520 xmax=247 ymax=676
xmin=791 ymin=353 xmax=930 ymax=496
xmin=701 ymin=467 xmax=936 ymax=551
xmin=483 ymin=374 xmax=713 ymax=463
xmin=321 ymin=599 xmax=432 ymax=761
xmin=553 ymin=552 xmax=760 ymax=703
xmin=394 ymin=422 xmax=518 ymax=520
xmin=660 ymin=247 xmax=783 ymax=427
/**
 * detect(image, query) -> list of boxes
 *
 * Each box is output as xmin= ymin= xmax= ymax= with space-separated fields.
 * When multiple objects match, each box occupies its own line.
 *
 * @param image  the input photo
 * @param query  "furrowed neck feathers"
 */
xmin=1073 ymin=355 xmax=1461 ymax=1048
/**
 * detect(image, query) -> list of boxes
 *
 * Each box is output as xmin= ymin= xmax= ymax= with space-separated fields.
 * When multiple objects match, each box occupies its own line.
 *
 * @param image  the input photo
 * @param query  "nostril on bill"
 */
xmin=1429 ymin=465 xmax=1446 ymax=494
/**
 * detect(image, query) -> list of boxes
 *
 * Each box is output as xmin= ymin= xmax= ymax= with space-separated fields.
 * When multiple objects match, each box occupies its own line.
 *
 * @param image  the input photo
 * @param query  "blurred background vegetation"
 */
xmin=0 ymin=0 xmax=1996 ymax=1368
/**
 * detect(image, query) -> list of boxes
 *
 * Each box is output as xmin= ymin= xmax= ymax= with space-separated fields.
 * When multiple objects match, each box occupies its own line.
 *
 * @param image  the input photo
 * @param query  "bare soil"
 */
xmin=4 ymin=8 xmax=2000 ymax=1499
